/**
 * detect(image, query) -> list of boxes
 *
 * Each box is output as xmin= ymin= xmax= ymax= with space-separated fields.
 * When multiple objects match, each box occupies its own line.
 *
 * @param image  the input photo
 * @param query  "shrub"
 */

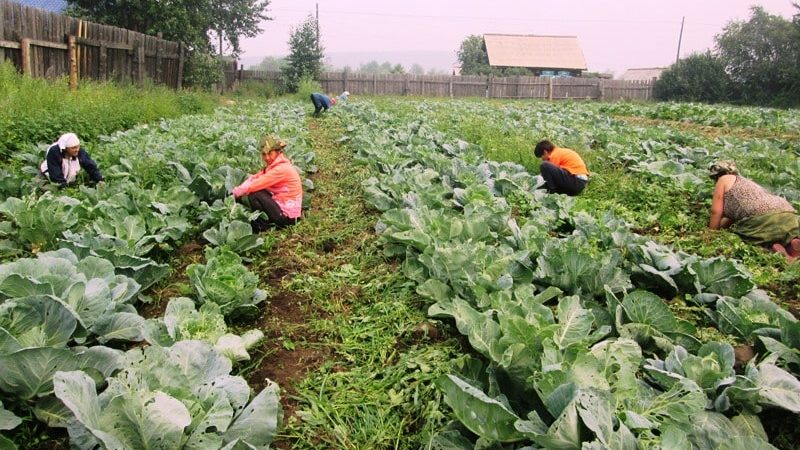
xmin=183 ymin=51 xmax=225 ymax=90
xmin=654 ymin=52 xmax=731 ymax=103
xmin=294 ymin=76 xmax=323 ymax=102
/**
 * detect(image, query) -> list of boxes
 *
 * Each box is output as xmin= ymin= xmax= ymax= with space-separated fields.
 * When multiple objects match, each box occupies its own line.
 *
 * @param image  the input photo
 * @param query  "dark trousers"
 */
xmin=540 ymin=161 xmax=587 ymax=196
xmin=244 ymin=190 xmax=296 ymax=230
xmin=310 ymin=94 xmax=328 ymax=117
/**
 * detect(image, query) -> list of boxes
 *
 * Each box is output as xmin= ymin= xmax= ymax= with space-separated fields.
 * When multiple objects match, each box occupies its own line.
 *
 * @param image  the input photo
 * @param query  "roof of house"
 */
xmin=620 ymin=67 xmax=665 ymax=81
xmin=484 ymin=34 xmax=587 ymax=71
xmin=14 ymin=0 xmax=66 ymax=12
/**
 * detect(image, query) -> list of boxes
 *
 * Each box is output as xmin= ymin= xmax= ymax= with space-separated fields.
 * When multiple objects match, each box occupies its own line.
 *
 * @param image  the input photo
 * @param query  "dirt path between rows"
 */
xmin=242 ymin=117 xmax=377 ymax=449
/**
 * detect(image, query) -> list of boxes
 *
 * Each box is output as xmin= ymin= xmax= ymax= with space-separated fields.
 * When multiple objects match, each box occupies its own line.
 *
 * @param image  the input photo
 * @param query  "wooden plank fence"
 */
xmin=231 ymin=69 xmax=655 ymax=101
xmin=0 ymin=0 xmax=184 ymax=88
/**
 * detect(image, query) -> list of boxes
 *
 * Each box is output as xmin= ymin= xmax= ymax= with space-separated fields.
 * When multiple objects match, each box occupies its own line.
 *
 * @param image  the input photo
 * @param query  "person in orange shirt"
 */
xmin=231 ymin=137 xmax=303 ymax=230
xmin=534 ymin=140 xmax=589 ymax=196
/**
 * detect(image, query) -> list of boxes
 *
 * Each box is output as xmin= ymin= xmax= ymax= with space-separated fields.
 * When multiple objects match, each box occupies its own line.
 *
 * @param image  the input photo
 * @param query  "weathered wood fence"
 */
xmin=232 ymin=69 xmax=655 ymax=101
xmin=0 ymin=0 xmax=184 ymax=88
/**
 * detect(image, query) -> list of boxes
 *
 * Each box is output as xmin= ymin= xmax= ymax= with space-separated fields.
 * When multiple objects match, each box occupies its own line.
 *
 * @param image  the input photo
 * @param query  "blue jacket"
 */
xmin=42 ymin=144 xmax=103 ymax=186
xmin=310 ymin=92 xmax=332 ymax=108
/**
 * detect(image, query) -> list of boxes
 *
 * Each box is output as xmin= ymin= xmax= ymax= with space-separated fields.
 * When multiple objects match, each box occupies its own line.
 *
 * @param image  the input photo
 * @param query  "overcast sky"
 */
xmin=239 ymin=0 xmax=798 ymax=75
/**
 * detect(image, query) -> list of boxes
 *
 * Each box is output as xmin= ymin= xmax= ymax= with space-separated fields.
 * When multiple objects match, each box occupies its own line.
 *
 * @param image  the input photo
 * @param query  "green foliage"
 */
xmin=715 ymin=6 xmax=800 ymax=106
xmin=654 ymin=52 xmax=731 ymax=103
xmin=0 ymin=62 xmax=215 ymax=159
xmin=355 ymin=60 xmax=407 ymax=74
xmin=182 ymin=51 xmax=225 ymax=90
xmin=283 ymin=14 xmax=324 ymax=92
xmin=66 ymin=0 xmax=271 ymax=56
xmin=187 ymin=247 xmax=267 ymax=317
xmin=233 ymin=79 xmax=284 ymax=99
xmin=457 ymin=35 xmax=492 ymax=76
xmin=53 ymin=343 xmax=281 ymax=449
xmin=143 ymin=297 xmax=264 ymax=362
xmin=295 ymin=76 xmax=323 ymax=102
xmin=249 ymin=55 xmax=287 ymax=71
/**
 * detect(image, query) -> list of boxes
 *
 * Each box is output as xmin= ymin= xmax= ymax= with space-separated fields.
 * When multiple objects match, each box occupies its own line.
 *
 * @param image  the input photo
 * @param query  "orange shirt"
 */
xmin=549 ymin=147 xmax=589 ymax=176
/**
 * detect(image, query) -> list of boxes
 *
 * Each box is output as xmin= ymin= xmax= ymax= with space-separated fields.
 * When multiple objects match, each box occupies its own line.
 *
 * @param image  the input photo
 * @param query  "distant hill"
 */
xmin=242 ymin=50 xmax=458 ymax=74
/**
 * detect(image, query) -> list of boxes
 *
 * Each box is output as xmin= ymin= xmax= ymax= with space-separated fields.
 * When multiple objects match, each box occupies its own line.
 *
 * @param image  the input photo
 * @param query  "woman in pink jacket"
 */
xmin=232 ymin=137 xmax=303 ymax=230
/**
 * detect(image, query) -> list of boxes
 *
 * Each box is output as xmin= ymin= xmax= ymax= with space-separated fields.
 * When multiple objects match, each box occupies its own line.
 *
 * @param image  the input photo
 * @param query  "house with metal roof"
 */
xmin=484 ymin=33 xmax=587 ymax=77
xmin=13 ymin=0 xmax=65 ymax=13
xmin=620 ymin=67 xmax=665 ymax=81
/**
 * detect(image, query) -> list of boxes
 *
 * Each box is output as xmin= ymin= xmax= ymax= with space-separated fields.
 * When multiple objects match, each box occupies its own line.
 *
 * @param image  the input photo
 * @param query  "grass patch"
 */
xmin=0 ymin=61 xmax=217 ymax=159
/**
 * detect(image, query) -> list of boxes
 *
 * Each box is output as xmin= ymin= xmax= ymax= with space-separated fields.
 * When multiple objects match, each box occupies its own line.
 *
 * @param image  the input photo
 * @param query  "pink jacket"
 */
xmin=234 ymin=154 xmax=303 ymax=218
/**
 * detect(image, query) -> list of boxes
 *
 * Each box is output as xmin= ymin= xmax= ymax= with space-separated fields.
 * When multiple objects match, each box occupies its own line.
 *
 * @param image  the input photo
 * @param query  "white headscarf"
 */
xmin=56 ymin=133 xmax=80 ymax=150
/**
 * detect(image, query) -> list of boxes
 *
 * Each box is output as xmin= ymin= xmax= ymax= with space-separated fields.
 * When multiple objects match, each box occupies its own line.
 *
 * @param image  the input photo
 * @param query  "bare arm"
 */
xmin=709 ymin=176 xmax=732 ymax=229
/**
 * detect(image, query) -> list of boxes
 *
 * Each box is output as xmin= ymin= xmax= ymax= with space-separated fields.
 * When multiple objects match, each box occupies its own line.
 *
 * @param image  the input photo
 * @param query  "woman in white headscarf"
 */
xmin=39 ymin=133 xmax=103 ymax=187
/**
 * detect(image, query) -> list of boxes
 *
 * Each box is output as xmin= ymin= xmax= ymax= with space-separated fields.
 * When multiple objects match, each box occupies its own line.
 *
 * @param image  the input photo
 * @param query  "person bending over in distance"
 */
xmin=39 ymin=132 xmax=103 ymax=188
xmin=231 ymin=136 xmax=303 ymax=231
xmin=708 ymin=160 xmax=800 ymax=262
xmin=533 ymin=140 xmax=589 ymax=196
xmin=309 ymin=92 xmax=337 ymax=117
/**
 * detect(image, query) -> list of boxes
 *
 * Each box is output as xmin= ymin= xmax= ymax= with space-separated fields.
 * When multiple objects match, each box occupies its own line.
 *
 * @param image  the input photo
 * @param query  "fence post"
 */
xmin=599 ymin=80 xmax=605 ymax=101
xmin=343 ymin=70 xmax=348 ymax=92
xmin=176 ymin=42 xmax=184 ymax=89
xmin=68 ymin=35 xmax=77 ymax=90
xmin=372 ymin=73 xmax=377 ymax=94
xmin=548 ymin=77 xmax=553 ymax=101
xmin=486 ymin=76 xmax=491 ymax=98
xmin=20 ymin=37 xmax=30 ymax=75
xmin=449 ymin=76 xmax=453 ymax=98
xmin=404 ymin=75 xmax=409 ymax=96
xmin=0 ymin=5 xmax=5 ymax=62
xmin=99 ymin=43 xmax=108 ymax=81
xmin=155 ymin=32 xmax=163 ymax=83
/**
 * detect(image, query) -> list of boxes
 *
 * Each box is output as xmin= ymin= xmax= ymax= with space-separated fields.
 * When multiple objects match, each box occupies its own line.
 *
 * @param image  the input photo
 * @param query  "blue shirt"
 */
xmin=43 ymin=144 xmax=103 ymax=186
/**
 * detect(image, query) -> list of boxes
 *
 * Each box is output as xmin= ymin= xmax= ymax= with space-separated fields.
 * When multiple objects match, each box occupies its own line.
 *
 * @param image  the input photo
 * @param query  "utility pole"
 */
xmin=316 ymin=3 xmax=320 ymax=54
xmin=675 ymin=16 xmax=685 ymax=65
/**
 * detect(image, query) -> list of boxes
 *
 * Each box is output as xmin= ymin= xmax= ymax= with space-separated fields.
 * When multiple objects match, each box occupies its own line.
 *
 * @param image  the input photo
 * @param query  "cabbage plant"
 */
xmin=187 ymin=247 xmax=266 ymax=317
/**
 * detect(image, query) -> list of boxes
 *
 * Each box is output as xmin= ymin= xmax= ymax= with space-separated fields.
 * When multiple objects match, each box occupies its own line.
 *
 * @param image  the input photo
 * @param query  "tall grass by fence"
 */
xmin=231 ymin=69 xmax=655 ymax=101
xmin=0 ymin=0 xmax=184 ymax=88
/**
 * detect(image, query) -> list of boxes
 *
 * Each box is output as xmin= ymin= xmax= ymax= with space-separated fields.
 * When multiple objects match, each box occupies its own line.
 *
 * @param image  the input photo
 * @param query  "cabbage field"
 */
xmin=1 ymin=97 xmax=799 ymax=450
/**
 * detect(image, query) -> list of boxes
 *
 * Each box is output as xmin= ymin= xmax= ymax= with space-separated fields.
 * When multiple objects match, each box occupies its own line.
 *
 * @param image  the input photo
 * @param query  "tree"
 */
xmin=357 ymin=61 xmax=381 ymax=74
xmin=282 ymin=14 xmax=324 ymax=91
xmin=251 ymin=56 xmax=286 ymax=71
xmin=390 ymin=64 xmax=406 ymax=74
xmin=410 ymin=64 xmax=425 ymax=75
xmin=654 ymin=52 xmax=730 ymax=103
xmin=457 ymin=35 xmax=492 ymax=75
xmin=65 ymin=0 xmax=270 ymax=56
xmin=715 ymin=6 xmax=800 ymax=105
xmin=209 ymin=0 xmax=271 ymax=56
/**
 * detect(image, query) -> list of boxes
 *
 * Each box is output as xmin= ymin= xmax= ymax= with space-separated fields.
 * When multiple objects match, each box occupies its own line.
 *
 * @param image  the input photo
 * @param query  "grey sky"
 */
xmin=239 ymin=0 xmax=798 ymax=75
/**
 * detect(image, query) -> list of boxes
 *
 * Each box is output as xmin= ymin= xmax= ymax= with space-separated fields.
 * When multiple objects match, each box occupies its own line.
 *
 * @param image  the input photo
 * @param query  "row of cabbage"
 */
xmin=429 ymin=100 xmax=800 ymax=206
xmin=0 ymin=102 xmax=313 ymax=449
xmin=596 ymin=102 xmax=800 ymax=134
xmin=337 ymin=102 xmax=800 ymax=449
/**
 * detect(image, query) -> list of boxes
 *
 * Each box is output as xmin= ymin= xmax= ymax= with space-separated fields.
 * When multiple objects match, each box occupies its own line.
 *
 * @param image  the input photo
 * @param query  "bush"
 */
xmin=654 ymin=52 xmax=731 ymax=103
xmin=183 ymin=51 xmax=225 ymax=90
xmin=294 ymin=76 xmax=323 ymax=102
xmin=0 ymin=61 xmax=216 ymax=159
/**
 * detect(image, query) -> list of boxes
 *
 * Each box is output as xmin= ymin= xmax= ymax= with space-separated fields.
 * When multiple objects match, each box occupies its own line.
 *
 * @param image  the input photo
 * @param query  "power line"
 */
xmin=269 ymin=7 xmax=721 ymax=26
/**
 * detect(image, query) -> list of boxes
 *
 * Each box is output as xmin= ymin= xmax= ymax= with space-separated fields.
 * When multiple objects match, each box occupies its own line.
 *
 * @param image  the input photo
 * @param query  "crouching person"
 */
xmin=231 ymin=137 xmax=303 ymax=231
xmin=40 ymin=133 xmax=104 ymax=187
